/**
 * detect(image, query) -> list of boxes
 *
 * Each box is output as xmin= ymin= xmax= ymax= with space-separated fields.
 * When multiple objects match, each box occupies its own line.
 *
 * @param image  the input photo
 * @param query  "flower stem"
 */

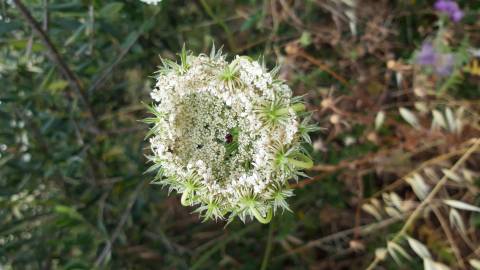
xmin=198 ymin=0 xmax=235 ymax=51
xmin=260 ymin=218 xmax=275 ymax=270
xmin=286 ymin=157 xmax=314 ymax=169
xmin=291 ymin=103 xmax=306 ymax=112
xmin=181 ymin=190 xmax=191 ymax=206
xmin=252 ymin=207 xmax=273 ymax=224
xmin=276 ymin=103 xmax=305 ymax=116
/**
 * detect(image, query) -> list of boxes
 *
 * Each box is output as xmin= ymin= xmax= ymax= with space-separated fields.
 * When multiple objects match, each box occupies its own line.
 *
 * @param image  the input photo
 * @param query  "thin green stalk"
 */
xmin=252 ymin=207 xmax=273 ymax=224
xmin=181 ymin=190 xmax=191 ymax=206
xmin=191 ymin=224 xmax=259 ymax=270
xmin=260 ymin=219 xmax=275 ymax=270
xmin=198 ymin=0 xmax=236 ymax=51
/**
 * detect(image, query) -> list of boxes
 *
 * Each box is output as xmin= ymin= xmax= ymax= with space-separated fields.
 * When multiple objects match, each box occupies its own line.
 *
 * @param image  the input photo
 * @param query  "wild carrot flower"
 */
xmin=145 ymin=47 xmax=317 ymax=224
xmin=434 ymin=0 xmax=464 ymax=22
xmin=139 ymin=0 xmax=162 ymax=5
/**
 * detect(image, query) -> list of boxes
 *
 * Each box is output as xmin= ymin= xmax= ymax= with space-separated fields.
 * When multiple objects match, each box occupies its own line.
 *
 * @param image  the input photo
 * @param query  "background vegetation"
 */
xmin=1 ymin=0 xmax=479 ymax=269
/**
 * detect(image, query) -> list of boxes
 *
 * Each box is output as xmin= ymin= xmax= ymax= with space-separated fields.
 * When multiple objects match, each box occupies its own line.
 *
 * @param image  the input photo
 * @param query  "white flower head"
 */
xmin=139 ymin=0 xmax=162 ymax=5
xmin=145 ymin=46 xmax=317 ymax=224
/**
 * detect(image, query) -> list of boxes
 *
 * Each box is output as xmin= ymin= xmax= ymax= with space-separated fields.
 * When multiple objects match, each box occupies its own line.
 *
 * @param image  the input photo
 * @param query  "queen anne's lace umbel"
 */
xmin=139 ymin=0 xmax=162 ymax=5
xmin=146 ymin=47 xmax=317 ymax=224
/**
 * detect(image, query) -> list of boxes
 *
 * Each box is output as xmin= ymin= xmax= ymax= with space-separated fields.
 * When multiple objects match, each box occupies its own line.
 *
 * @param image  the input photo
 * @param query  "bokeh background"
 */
xmin=1 ymin=0 xmax=480 ymax=269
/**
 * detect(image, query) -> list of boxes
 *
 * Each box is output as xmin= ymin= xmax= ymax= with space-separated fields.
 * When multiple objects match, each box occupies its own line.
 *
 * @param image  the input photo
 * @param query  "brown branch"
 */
xmin=285 ymin=45 xmax=349 ymax=86
xmin=276 ymin=215 xmax=405 ymax=259
xmin=432 ymin=206 xmax=467 ymax=270
xmin=366 ymin=138 xmax=480 ymax=270
xmin=13 ymin=0 xmax=98 ymax=126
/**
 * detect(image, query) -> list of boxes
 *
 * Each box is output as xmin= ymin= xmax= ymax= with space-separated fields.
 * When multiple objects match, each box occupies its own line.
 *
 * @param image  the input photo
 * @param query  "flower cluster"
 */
xmin=145 ymin=47 xmax=316 ymax=224
xmin=434 ymin=0 xmax=464 ymax=22
xmin=139 ymin=0 xmax=162 ymax=5
xmin=417 ymin=42 xmax=454 ymax=77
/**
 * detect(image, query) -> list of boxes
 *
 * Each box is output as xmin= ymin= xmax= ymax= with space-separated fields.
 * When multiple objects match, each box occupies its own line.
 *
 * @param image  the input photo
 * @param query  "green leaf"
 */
xmin=47 ymin=80 xmax=69 ymax=93
xmin=99 ymin=2 xmax=124 ymax=20
xmin=54 ymin=205 xmax=84 ymax=221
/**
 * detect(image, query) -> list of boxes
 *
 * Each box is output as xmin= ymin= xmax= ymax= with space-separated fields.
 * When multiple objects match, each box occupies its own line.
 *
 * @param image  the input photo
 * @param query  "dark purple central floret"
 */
xmin=225 ymin=133 xmax=233 ymax=143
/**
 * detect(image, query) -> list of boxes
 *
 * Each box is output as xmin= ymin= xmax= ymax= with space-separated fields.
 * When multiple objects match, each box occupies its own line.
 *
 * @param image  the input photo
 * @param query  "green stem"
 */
xmin=260 ymin=219 xmax=275 ymax=270
xmin=276 ymin=103 xmax=305 ymax=116
xmin=252 ymin=207 xmax=272 ymax=224
xmin=290 ymin=103 xmax=306 ymax=112
xmin=191 ymin=224 xmax=259 ymax=270
xmin=181 ymin=190 xmax=191 ymax=206
xmin=286 ymin=157 xmax=313 ymax=169
xmin=198 ymin=0 xmax=235 ymax=51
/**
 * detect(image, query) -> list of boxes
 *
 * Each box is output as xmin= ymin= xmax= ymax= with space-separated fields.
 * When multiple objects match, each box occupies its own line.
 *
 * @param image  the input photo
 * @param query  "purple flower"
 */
xmin=451 ymin=10 xmax=464 ymax=22
xmin=416 ymin=42 xmax=455 ymax=77
xmin=417 ymin=43 xmax=436 ymax=65
xmin=434 ymin=0 xmax=464 ymax=22
xmin=434 ymin=53 xmax=454 ymax=76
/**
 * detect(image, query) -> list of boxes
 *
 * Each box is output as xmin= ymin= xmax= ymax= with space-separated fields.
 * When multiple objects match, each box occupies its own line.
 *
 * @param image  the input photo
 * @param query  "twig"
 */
xmin=432 ymin=206 xmax=467 ymax=269
xmin=94 ymin=181 xmax=145 ymax=267
xmin=42 ymin=0 xmax=48 ymax=31
xmin=293 ymin=140 xmax=445 ymax=189
xmin=295 ymin=49 xmax=349 ymax=86
xmin=13 ymin=0 xmax=98 ymax=125
xmin=366 ymin=138 xmax=480 ymax=270
xmin=369 ymin=143 xmax=478 ymax=199
xmin=276 ymin=215 xmax=405 ymax=259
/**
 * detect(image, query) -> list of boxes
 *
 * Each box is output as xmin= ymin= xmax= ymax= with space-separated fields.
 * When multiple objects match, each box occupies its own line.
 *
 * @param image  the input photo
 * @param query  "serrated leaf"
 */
xmin=407 ymin=237 xmax=431 ymax=259
xmin=444 ymin=200 xmax=480 ymax=213
xmin=399 ymin=107 xmax=420 ymax=129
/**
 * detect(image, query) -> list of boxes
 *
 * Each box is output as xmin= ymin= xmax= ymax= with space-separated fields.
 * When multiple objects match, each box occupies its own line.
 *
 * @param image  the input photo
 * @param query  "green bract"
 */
xmin=145 ymin=47 xmax=317 ymax=224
